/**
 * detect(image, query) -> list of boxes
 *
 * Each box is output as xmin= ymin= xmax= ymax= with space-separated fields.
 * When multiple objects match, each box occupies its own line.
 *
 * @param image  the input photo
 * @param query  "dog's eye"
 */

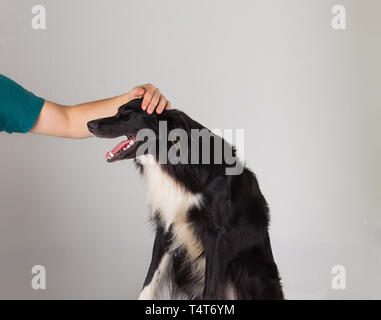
xmin=118 ymin=106 xmax=131 ymax=115
xmin=118 ymin=106 xmax=126 ymax=113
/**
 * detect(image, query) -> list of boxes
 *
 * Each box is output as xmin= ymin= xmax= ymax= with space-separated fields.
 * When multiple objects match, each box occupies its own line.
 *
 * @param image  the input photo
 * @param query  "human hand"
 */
xmin=129 ymin=83 xmax=171 ymax=114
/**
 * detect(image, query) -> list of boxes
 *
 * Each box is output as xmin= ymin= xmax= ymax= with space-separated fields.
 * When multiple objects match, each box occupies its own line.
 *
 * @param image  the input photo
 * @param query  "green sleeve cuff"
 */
xmin=0 ymin=74 xmax=45 ymax=133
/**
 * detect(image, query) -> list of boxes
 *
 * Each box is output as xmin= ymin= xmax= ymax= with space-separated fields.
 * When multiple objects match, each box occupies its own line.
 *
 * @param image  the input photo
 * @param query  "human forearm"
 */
xmin=30 ymin=84 xmax=171 ymax=139
xmin=66 ymin=92 xmax=132 ymax=139
xmin=30 ymin=93 xmax=132 ymax=139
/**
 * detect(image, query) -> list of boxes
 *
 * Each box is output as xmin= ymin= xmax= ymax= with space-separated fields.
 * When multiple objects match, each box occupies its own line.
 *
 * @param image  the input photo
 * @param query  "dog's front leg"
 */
xmin=138 ymin=224 xmax=168 ymax=300
xmin=202 ymin=176 xmax=232 ymax=300
xmin=202 ymin=229 xmax=225 ymax=300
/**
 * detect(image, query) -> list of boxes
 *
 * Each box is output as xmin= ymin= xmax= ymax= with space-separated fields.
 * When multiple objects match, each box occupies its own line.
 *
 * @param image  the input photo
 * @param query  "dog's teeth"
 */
xmin=123 ymin=148 xmax=127 ymax=151
xmin=127 ymin=145 xmax=131 ymax=149
xmin=130 ymin=140 xmax=135 ymax=145
xmin=110 ymin=152 xmax=114 ymax=157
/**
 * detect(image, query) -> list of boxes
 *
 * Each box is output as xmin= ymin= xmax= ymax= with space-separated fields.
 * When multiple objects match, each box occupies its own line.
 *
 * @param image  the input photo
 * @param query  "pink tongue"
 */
xmin=111 ymin=140 xmax=129 ymax=153
xmin=105 ymin=139 xmax=129 ymax=159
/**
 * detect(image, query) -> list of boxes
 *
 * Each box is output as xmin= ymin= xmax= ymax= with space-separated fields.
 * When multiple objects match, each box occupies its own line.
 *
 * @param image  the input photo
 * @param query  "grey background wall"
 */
xmin=0 ymin=0 xmax=380 ymax=299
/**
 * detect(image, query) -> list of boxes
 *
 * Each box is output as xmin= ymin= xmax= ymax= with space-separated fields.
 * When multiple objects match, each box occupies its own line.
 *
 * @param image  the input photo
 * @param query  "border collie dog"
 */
xmin=88 ymin=99 xmax=283 ymax=300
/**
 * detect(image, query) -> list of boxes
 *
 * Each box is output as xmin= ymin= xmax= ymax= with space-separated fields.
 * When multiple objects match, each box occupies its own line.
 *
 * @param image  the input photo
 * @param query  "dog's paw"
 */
xmin=138 ymin=286 xmax=154 ymax=300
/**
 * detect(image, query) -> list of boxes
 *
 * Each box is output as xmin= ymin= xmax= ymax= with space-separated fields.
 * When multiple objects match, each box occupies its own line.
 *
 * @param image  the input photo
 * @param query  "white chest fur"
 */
xmin=139 ymin=156 xmax=204 ymax=259
xmin=141 ymin=159 xmax=201 ymax=229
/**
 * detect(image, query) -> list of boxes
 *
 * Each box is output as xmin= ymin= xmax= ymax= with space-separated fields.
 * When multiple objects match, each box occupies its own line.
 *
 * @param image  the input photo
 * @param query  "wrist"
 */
xmin=122 ymin=91 xmax=132 ymax=104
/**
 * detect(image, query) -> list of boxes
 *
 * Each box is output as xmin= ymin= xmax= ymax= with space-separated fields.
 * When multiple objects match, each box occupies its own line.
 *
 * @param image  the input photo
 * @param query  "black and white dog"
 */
xmin=87 ymin=99 xmax=283 ymax=300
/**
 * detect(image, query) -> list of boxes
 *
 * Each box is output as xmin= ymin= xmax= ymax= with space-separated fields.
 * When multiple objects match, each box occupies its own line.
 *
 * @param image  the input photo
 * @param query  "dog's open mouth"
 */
xmin=105 ymin=135 xmax=137 ymax=162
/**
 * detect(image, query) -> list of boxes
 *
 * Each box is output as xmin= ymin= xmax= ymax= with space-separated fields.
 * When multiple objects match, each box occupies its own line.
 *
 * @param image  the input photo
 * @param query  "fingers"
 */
xmin=146 ymin=89 xmax=161 ymax=114
xmin=141 ymin=84 xmax=154 ymax=111
xmin=156 ymin=95 xmax=167 ymax=114
xmin=134 ymin=83 xmax=171 ymax=114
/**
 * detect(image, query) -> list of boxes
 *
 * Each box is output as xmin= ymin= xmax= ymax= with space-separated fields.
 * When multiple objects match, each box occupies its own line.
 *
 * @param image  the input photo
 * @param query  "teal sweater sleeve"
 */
xmin=0 ymin=74 xmax=45 ymax=133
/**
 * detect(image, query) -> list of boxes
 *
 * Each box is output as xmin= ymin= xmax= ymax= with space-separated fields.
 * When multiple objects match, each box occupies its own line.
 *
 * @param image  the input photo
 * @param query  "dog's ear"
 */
xmin=160 ymin=110 xmax=187 ymax=134
xmin=161 ymin=109 xmax=204 ymax=135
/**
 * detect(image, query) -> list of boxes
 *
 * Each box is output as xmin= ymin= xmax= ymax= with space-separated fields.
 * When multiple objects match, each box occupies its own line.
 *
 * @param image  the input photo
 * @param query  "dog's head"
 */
xmin=87 ymin=98 xmax=204 ymax=163
xmin=88 ymin=98 xmax=243 ymax=176
xmin=88 ymin=99 xmax=155 ymax=162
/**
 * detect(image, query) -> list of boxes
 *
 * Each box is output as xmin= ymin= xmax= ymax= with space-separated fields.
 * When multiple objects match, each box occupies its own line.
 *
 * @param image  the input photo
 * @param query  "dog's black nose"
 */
xmin=87 ymin=121 xmax=97 ymax=132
